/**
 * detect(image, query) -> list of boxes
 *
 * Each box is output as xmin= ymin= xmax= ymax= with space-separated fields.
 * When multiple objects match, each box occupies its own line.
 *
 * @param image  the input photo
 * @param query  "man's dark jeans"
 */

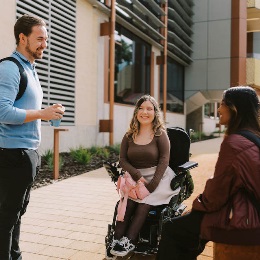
xmin=0 ymin=148 xmax=40 ymax=260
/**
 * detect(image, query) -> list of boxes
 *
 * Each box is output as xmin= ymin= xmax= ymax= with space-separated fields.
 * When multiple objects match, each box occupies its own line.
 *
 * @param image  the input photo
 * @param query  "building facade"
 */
xmin=0 ymin=0 xmax=259 ymax=153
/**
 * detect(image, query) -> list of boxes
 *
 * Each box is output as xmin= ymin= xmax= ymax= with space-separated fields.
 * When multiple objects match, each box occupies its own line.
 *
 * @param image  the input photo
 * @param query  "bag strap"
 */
xmin=236 ymin=130 xmax=260 ymax=215
xmin=236 ymin=130 xmax=260 ymax=149
xmin=0 ymin=57 xmax=28 ymax=101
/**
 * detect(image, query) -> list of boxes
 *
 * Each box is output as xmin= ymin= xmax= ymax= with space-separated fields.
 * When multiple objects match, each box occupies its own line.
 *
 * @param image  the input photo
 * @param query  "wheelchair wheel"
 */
xmin=105 ymin=224 xmax=114 ymax=249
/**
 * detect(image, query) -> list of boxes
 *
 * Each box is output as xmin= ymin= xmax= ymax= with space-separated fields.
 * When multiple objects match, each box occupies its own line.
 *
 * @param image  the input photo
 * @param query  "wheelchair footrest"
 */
xmin=134 ymin=243 xmax=158 ymax=255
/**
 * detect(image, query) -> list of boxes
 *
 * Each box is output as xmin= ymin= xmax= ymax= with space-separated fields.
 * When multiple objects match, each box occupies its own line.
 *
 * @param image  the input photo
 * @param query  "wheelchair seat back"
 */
xmin=167 ymin=127 xmax=191 ymax=172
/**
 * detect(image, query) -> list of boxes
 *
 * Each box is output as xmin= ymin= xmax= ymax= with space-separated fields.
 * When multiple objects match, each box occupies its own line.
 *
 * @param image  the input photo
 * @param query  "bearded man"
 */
xmin=0 ymin=14 xmax=64 ymax=259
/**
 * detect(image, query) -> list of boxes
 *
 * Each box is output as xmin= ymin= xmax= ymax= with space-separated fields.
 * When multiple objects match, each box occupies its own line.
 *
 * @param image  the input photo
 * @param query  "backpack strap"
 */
xmin=236 ymin=130 xmax=260 ymax=149
xmin=0 ymin=57 xmax=28 ymax=101
xmin=236 ymin=130 xmax=260 ymax=215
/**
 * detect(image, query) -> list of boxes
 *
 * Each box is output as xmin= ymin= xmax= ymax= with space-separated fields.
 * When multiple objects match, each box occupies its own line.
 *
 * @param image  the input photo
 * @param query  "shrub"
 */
xmin=107 ymin=143 xmax=120 ymax=154
xmin=42 ymin=149 xmax=63 ymax=171
xmin=70 ymin=146 xmax=92 ymax=164
xmin=67 ymin=144 xmax=120 ymax=166
xmin=89 ymin=146 xmax=99 ymax=154
xmin=190 ymin=131 xmax=216 ymax=142
xmin=58 ymin=156 xmax=64 ymax=171
xmin=42 ymin=149 xmax=53 ymax=161
xmin=98 ymin=148 xmax=110 ymax=159
xmin=89 ymin=146 xmax=110 ymax=159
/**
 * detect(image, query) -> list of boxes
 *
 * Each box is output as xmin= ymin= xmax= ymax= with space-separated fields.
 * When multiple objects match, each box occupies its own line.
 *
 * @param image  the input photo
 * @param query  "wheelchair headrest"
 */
xmin=167 ymin=127 xmax=191 ymax=170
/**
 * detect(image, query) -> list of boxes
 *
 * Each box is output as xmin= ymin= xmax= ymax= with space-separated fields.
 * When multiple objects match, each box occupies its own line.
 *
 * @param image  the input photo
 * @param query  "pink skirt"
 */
xmin=130 ymin=166 xmax=180 ymax=206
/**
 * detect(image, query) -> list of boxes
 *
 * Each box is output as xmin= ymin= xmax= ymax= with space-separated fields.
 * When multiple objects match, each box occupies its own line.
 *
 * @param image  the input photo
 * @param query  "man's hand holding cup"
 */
xmin=50 ymin=104 xmax=65 ymax=127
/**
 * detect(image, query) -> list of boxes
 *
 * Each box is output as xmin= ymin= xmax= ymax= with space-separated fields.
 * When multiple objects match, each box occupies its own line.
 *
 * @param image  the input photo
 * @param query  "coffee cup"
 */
xmin=50 ymin=106 xmax=65 ymax=127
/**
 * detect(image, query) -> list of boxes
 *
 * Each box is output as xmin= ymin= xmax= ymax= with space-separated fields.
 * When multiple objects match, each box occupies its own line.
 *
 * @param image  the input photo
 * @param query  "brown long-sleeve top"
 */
xmin=119 ymin=130 xmax=170 ymax=193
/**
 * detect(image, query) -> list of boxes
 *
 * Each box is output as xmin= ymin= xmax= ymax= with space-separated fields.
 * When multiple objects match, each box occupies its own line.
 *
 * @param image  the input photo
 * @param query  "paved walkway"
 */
xmin=20 ymin=137 xmax=223 ymax=259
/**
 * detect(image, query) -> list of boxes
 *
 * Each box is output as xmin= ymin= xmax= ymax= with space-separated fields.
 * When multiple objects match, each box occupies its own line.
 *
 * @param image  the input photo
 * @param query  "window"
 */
xmin=114 ymin=24 xmax=151 ymax=105
xmin=160 ymin=57 xmax=184 ymax=113
xmin=204 ymin=103 xmax=215 ymax=118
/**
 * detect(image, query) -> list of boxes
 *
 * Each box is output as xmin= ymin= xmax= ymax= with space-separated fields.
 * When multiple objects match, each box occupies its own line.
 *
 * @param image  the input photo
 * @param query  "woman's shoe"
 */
xmin=105 ymin=239 xmax=118 ymax=259
xmin=110 ymin=236 xmax=135 ymax=257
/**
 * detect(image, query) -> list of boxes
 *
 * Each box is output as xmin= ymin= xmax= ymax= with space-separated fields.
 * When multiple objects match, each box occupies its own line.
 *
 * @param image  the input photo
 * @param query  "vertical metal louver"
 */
xmin=167 ymin=0 xmax=194 ymax=65
xmin=16 ymin=0 xmax=76 ymax=125
xmin=96 ymin=0 xmax=193 ymax=66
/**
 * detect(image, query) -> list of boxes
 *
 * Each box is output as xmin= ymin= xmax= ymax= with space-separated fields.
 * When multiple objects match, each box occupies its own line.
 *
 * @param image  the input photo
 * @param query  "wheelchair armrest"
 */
xmin=177 ymin=161 xmax=198 ymax=171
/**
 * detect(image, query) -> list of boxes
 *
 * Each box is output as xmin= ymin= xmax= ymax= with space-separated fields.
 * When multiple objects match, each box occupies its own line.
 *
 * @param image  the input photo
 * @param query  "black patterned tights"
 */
xmin=114 ymin=199 xmax=152 ymax=242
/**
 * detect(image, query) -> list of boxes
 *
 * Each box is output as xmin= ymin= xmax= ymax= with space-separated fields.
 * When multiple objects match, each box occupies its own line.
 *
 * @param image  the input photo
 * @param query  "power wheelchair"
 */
xmin=103 ymin=127 xmax=198 ymax=257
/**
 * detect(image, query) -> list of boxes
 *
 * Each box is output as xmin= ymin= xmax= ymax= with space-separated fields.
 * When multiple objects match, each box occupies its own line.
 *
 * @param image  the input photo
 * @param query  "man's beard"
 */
xmin=25 ymin=40 xmax=44 ymax=60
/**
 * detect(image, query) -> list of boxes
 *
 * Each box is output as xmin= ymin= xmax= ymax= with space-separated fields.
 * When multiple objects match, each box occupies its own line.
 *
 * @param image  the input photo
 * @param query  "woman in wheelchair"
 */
xmin=106 ymin=95 xmax=180 ymax=259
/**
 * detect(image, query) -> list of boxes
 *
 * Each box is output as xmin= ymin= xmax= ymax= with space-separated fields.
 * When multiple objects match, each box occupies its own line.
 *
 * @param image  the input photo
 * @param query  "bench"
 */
xmin=214 ymin=243 xmax=260 ymax=260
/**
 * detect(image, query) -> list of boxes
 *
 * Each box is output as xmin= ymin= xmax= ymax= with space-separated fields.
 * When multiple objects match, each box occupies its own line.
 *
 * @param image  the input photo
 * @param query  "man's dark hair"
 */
xmin=14 ymin=14 xmax=46 ymax=45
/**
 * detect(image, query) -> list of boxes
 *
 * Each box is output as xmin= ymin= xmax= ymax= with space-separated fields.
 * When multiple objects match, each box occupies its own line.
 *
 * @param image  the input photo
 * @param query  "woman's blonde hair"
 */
xmin=126 ymin=95 xmax=165 ymax=140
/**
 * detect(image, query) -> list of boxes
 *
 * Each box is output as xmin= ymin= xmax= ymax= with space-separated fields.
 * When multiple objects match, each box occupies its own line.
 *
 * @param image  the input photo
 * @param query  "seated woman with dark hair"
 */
xmin=156 ymin=86 xmax=260 ymax=260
